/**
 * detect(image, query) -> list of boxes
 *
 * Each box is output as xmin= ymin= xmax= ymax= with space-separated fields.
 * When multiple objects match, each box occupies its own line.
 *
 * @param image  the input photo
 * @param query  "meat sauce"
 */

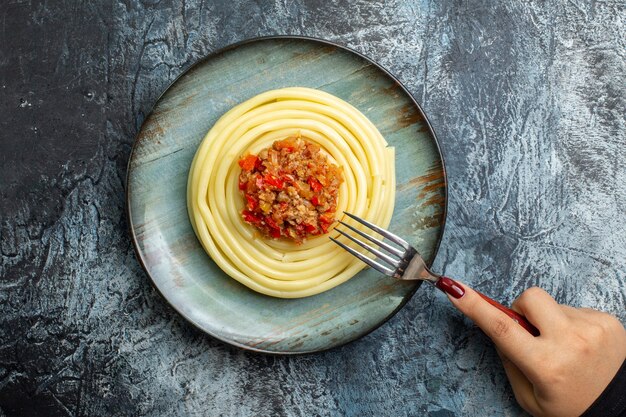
xmin=238 ymin=135 xmax=343 ymax=243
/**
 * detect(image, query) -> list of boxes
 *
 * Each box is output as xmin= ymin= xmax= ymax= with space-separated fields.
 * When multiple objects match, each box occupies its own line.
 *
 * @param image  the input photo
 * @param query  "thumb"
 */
xmin=496 ymin=349 xmax=541 ymax=416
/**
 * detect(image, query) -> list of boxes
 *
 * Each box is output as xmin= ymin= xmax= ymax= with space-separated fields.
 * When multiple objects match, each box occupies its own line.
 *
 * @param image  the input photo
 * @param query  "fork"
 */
xmin=331 ymin=212 xmax=540 ymax=336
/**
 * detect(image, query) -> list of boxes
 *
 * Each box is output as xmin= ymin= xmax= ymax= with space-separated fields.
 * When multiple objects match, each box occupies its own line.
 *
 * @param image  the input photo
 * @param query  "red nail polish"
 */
xmin=435 ymin=276 xmax=465 ymax=299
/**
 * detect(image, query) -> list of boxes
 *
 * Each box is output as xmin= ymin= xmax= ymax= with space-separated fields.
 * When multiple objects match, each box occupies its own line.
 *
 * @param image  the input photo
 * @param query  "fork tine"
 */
xmin=343 ymin=212 xmax=410 ymax=249
xmin=337 ymin=220 xmax=404 ymax=258
xmin=330 ymin=237 xmax=395 ymax=276
xmin=335 ymin=228 xmax=400 ymax=268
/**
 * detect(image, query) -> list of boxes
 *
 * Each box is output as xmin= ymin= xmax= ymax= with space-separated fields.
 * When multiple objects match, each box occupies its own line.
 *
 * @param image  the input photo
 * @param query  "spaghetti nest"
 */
xmin=187 ymin=87 xmax=395 ymax=298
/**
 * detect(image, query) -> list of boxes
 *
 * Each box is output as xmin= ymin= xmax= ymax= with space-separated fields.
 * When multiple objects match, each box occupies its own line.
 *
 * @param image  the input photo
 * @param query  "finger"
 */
xmin=447 ymin=281 xmax=538 ymax=368
xmin=496 ymin=349 xmax=541 ymax=416
xmin=511 ymin=287 xmax=568 ymax=333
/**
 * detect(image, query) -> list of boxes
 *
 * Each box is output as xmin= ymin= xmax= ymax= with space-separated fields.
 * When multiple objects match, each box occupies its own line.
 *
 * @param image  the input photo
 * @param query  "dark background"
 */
xmin=1 ymin=1 xmax=624 ymax=416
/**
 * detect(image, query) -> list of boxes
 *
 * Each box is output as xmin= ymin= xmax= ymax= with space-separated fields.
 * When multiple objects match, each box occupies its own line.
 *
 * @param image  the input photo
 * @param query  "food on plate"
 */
xmin=237 ymin=135 xmax=344 ymax=243
xmin=187 ymin=87 xmax=395 ymax=298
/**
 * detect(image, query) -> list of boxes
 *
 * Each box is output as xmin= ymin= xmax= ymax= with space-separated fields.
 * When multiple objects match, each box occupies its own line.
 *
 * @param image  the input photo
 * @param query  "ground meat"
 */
xmin=237 ymin=135 xmax=344 ymax=243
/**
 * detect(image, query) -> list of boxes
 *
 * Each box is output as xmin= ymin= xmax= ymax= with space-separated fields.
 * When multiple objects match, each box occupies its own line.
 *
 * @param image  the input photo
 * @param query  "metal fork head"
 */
xmin=330 ymin=212 xmax=438 ymax=282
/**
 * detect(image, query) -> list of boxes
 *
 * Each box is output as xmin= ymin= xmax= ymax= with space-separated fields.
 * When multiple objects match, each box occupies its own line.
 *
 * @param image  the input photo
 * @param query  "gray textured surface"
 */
xmin=1 ymin=0 xmax=624 ymax=416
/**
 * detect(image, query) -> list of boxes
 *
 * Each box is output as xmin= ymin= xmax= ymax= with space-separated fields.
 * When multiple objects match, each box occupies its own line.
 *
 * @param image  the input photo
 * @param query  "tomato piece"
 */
xmin=264 ymin=175 xmax=284 ymax=189
xmin=308 ymin=177 xmax=323 ymax=192
xmin=245 ymin=195 xmax=258 ymax=210
xmin=263 ymin=216 xmax=282 ymax=238
xmin=319 ymin=213 xmax=334 ymax=224
xmin=238 ymin=154 xmax=258 ymax=171
xmin=304 ymin=224 xmax=317 ymax=233
xmin=281 ymin=174 xmax=294 ymax=186
xmin=319 ymin=214 xmax=334 ymax=234
xmin=238 ymin=180 xmax=247 ymax=190
xmin=311 ymin=196 xmax=320 ymax=206
xmin=274 ymin=137 xmax=299 ymax=152
xmin=242 ymin=210 xmax=261 ymax=224
xmin=264 ymin=216 xmax=279 ymax=231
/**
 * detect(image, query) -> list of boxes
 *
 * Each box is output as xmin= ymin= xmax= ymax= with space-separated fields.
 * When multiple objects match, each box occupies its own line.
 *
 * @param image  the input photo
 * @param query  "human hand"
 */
xmin=448 ymin=284 xmax=626 ymax=417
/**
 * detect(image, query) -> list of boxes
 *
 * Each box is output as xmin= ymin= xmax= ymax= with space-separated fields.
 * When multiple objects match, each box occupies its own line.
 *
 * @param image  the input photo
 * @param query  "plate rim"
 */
xmin=125 ymin=35 xmax=449 ymax=355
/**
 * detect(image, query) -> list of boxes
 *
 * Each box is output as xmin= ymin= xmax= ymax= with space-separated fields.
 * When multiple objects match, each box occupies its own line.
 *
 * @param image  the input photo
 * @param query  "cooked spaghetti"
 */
xmin=187 ymin=87 xmax=395 ymax=298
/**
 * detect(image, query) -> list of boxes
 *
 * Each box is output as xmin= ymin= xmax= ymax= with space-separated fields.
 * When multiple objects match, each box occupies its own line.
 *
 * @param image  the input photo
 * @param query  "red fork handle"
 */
xmin=475 ymin=291 xmax=540 ymax=336
xmin=435 ymin=277 xmax=540 ymax=336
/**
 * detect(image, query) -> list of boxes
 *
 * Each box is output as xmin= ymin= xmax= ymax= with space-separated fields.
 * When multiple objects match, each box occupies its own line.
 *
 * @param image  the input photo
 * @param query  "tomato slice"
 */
xmin=242 ymin=210 xmax=261 ymax=224
xmin=245 ymin=195 xmax=258 ymax=210
xmin=264 ymin=216 xmax=279 ymax=230
xmin=238 ymin=154 xmax=258 ymax=171
xmin=263 ymin=175 xmax=284 ymax=189
xmin=308 ymin=176 xmax=323 ymax=192
xmin=319 ymin=213 xmax=334 ymax=224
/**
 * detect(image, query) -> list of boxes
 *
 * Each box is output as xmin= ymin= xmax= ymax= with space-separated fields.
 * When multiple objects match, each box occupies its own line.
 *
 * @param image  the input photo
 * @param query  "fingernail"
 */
xmin=435 ymin=276 xmax=465 ymax=299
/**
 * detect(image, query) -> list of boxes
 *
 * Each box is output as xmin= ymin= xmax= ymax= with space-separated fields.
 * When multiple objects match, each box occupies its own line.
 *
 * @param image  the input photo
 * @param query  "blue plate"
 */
xmin=126 ymin=36 xmax=446 ymax=354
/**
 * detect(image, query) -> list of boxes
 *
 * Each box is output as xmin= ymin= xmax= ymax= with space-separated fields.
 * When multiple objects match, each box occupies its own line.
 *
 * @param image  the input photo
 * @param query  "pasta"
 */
xmin=187 ymin=87 xmax=395 ymax=298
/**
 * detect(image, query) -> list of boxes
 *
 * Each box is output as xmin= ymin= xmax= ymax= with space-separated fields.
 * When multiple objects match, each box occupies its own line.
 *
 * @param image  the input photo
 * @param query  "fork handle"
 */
xmin=435 ymin=276 xmax=540 ymax=336
xmin=474 ymin=290 xmax=540 ymax=336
